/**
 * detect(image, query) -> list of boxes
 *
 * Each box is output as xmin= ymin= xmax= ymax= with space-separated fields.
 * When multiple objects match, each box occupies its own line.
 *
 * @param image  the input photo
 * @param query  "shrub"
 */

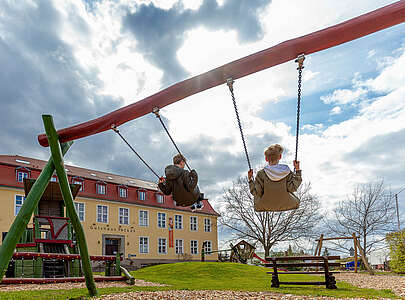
xmin=386 ymin=230 xmax=405 ymax=273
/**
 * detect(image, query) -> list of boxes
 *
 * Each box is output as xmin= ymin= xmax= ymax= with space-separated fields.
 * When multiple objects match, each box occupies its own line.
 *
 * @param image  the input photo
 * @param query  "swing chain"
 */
xmin=152 ymin=107 xmax=192 ymax=171
xmin=111 ymin=124 xmax=160 ymax=179
xmin=294 ymin=54 xmax=305 ymax=164
xmin=227 ymin=78 xmax=252 ymax=170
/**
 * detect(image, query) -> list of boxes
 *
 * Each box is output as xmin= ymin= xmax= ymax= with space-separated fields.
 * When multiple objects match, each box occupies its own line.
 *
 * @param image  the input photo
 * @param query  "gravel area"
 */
xmin=0 ymin=278 xmax=165 ymax=292
xmin=1 ymin=272 xmax=403 ymax=299
xmin=335 ymin=272 xmax=405 ymax=298
xmin=99 ymin=290 xmax=393 ymax=300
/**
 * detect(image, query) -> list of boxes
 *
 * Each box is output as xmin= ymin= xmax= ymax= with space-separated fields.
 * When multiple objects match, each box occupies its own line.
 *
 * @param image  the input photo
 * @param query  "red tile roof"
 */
xmin=0 ymin=155 xmax=220 ymax=216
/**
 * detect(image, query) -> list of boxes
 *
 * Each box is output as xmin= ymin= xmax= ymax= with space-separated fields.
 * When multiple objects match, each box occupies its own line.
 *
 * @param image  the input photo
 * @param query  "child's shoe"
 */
xmin=190 ymin=204 xmax=197 ymax=212
xmin=196 ymin=201 xmax=204 ymax=210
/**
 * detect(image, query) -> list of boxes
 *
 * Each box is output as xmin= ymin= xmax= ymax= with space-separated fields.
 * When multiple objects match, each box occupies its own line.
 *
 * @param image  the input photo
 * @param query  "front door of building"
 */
xmin=105 ymin=238 xmax=120 ymax=255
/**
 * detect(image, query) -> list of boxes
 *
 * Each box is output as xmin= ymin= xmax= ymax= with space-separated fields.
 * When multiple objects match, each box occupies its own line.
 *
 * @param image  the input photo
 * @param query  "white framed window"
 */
xmin=158 ymin=238 xmax=167 ymax=254
xmin=175 ymin=239 xmax=184 ymax=254
xmin=190 ymin=240 xmax=198 ymax=255
xmin=157 ymin=212 xmax=166 ymax=228
xmin=204 ymin=218 xmax=211 ymax=232
xmin=174 ymin=214 xmax=183 ymax=229
xmin=15 ymin=195 xmax=25 ymax=216
xmin=138 ymin=190 xmax=146 ymax=201
xmin=139 ymin=237 xmax=149 ymax=254
xmin=139 ymin=210 xmax=149 ymax=227
xmin=72 ymin=177 xmax=84 ymax=191
xmin=119 ymin=207 xmax=129 ymax=225
xmin=119 ymin=186 xmax=127 ymax=198
xmin=74 ymin=202 xmax=85 ymax=222
xmin=190 ymin=216 xmax=198 ymax=231
xmin=96 ymin=183 xmax=106 ymax=195
xmin=16 ymin=171 xmax=29 ymax=183
xmin=156 ymin=193 xmax=164 ymax=203
xmin=50 ymin=175 xmax=57 ymax=182
xmin=97 ymin=205 xmax=108 ymax=223
xmin=204 ymin=241 xmax=212 ymax=253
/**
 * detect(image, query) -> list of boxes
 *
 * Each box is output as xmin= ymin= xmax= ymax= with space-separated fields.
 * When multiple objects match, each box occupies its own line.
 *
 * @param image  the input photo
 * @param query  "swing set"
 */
xmin=1 ymin=1 xmax=404 ymax=296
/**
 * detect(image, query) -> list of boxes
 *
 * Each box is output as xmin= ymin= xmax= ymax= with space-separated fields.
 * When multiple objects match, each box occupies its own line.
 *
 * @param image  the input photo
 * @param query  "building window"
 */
xmin=190 ymin=216 xmax=198 ymax=231
xmin=96 ymin=182 xmax=106 ymax=195
xmin=157 ymin=212 xmax=166 ymax=228
xmin=138 ymin=190 xmax=146 ymax=201
xmin=119 ymin=207 xmax=129 ymax=225
xmin=16 ymin=170 xmax=29 ymax=183
xmin=175 ymin=239 xmax=184 ymax=254
xmin=191 ymin=240 xmax=198 ymax=255
xmin=139 ymin=210 xmax=148 ymax=227
xmin=204 ymin=241 xmax=212 ymax=253
xmin=15 ymin=195 xmax=25 ymax=216
xmin=158 ymin=238 xmax=167 ymax=254
xmin=204 ymin=218 xmax=211 ymax=232
xmin=156 ymin=193 xmax=164 ymax=203
xmin=139 ymin=237 xmax=149 ymax=254
xmin=97 ymin=205 xmax=108 ymax=223
xmin=74 ymin=202 xmax=85 ymax=222
xmin=50 ymin=175 xmax=57 ymax=182
xmin=72 ymin=177 xmax=84 ymax=191
xmin=174 ymin=215 xmax=183 ymax=229
xmin=118 ymin=186 xmax=127 ymax=198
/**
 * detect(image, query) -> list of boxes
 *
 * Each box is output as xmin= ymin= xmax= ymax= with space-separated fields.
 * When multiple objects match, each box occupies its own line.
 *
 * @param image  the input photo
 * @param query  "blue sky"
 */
xmin=1 ymin=0 xmax=404 ymax=248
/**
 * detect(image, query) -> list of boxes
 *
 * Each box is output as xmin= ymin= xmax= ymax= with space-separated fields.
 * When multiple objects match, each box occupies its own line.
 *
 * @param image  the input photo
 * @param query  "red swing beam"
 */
xmin=38 ymin=1 xmax=405 ymax=147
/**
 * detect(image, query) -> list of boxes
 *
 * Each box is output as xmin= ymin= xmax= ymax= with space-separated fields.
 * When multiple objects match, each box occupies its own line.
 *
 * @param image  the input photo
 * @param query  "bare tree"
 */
xmin=220 ymin=176 xmax=321 ymax=257
xmin=325 ymin=179 xmax=396 ymax=255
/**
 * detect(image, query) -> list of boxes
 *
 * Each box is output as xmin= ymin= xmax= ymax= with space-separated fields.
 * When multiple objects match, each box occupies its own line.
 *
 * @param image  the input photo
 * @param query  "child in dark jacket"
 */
xmin=158 ymin=154 xmax=204 ymax=211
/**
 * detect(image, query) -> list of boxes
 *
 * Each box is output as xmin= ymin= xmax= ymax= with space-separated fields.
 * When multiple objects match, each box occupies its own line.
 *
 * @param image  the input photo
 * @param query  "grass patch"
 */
xmin=0 ymin=262 xmax=399 ymax=299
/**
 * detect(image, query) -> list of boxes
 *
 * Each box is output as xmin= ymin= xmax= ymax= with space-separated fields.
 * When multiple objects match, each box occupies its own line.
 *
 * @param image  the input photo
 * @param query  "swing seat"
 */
xmin=253 ymin=175 xmax=300 ymax=212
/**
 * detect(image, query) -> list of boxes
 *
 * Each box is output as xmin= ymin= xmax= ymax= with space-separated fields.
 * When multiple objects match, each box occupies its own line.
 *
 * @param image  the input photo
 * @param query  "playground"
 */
xmin=0 ymin=1 xmax=405 ymax=299
xmin=0 ymin=262 xmax=404 ymax=299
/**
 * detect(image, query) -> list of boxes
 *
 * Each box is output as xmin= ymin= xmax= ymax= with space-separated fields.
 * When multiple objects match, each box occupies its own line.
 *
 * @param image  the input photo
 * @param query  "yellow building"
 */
xmin=0 ymin=155 xmax=219 ymax=268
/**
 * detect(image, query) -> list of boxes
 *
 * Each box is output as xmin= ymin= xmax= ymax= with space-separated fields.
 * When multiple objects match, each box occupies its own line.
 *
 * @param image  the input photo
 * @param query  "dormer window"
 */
xmin=96 ymin=181 xmax=106 ymax=195
xmin=118 ymin=186 xmax=128 ymax=198
xmin=156 ymin=193 xmax=164 ymax=204
xmin=138 ymin=190 xmax=146 ymax=201
xmin=72 ymin=177 xmax=84 ymax=191
xmin=16 ymin=167 xmax=30 ymax=183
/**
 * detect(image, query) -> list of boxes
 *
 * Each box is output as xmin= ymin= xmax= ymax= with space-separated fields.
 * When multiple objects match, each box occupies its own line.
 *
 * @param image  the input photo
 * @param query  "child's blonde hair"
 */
xmin=264 ymin=144 xmax=284 ymax=163
xmin=173 ymin=154 xmax=186 ymax=165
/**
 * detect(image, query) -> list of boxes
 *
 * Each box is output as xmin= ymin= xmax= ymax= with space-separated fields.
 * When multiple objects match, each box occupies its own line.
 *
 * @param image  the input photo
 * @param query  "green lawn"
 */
xmin=0 ymin=262 xmax=399 ymax=299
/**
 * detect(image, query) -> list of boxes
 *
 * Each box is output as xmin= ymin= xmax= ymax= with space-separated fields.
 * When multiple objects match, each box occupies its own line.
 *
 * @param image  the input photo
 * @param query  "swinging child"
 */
xmin=248 ymin=144 xmax=301 ymax=212
xmin=158 ymin=154 xmax=204 ymax=211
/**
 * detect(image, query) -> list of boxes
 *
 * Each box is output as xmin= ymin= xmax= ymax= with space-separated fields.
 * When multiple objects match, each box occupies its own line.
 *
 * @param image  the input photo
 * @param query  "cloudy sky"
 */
xmin=1 ymin=0 xmax=405 ymax=242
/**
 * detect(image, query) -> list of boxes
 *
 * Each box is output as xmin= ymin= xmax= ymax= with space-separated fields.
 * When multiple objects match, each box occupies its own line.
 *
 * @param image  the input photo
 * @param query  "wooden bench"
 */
xmin=264 ymin=255 xmax=341 ymax=289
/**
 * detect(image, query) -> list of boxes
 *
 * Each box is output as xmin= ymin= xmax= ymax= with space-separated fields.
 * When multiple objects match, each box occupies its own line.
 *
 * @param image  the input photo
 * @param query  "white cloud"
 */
xmin=368 ymin=49 xmax=376 ymax=58
xmin=330 ymin=106 xmax=342 ymax=115
xmin=367 ymin=50 xmax=405 ymax=93
xmin=320 ymin=87 xmax=367 ymax=105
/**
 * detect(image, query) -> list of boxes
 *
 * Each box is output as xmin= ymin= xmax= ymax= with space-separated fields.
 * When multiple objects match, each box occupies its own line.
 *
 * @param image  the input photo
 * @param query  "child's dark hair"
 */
xmin=264 ymin=144 xmax=283 ymax=163
xmin=173 ymin=154 xmax=186 ymax=165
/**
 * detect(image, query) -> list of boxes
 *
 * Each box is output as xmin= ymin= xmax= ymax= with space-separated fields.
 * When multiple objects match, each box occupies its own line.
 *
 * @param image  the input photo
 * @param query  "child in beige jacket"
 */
xmin=248 ymin=144 xmax=302 ymax=212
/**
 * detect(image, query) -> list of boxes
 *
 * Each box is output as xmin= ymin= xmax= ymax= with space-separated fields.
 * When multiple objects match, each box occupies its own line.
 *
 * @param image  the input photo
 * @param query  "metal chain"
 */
xmin=227 ymin=78 xmax=252 ymax=170
xmin=152 ymin=107 xmax=192 ymax=172
xmin=294 ymin=54 xmax=305 ymax=165
xmin=111 ymin=125 xmax=160 ymax=179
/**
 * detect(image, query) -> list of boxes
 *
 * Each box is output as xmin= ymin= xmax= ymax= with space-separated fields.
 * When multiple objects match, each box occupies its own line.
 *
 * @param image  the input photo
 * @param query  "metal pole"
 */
xmin=395 ymin=194 xmax=401 ymax=231
xmin=0 ymin=142 xmax=72 ymax=281
xmin=43 ymin=115 xmax=97 ymax=296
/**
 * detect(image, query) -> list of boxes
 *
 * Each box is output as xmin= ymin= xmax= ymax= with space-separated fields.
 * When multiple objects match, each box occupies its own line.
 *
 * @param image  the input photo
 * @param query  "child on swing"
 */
xmin=158 ymin=154 xmax=204 ymax=211
xmin=248 ymin=144 xmax=302 ymax=211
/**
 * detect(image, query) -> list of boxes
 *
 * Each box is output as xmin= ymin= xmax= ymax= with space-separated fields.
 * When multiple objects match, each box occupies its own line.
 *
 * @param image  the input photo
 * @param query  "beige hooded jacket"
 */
xmin=249 ymin=164 xmax=302 ymax=212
